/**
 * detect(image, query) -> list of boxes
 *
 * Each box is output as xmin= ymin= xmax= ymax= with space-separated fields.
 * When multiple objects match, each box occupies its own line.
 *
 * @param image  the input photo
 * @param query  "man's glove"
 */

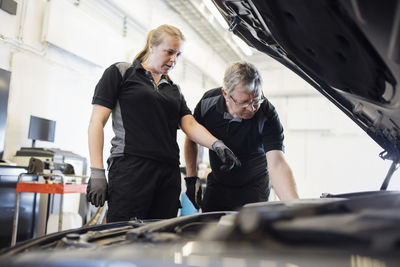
xmin=212 ymin=140 xmax=241 ymax=172
xmin=185 ymin=176 xmax=202 ymax=209
xmin=86 ymin=167 xmax=108 ymax=207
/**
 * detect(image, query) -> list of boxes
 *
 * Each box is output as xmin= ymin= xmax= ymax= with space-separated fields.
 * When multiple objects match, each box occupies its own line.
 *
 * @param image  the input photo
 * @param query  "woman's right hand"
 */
xmin=87 ymin=167 xmax=108 ymax=207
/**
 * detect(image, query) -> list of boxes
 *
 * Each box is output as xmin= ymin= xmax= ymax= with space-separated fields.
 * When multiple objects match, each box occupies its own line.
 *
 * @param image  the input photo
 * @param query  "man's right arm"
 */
xmin=184 ymin=136 xmax=203 ymax=209
xmin=184 ymin=136 xmax=198 ymax=177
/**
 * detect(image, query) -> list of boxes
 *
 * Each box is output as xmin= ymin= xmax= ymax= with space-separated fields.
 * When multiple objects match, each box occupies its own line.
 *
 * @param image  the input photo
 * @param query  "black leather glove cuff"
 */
xmin=211 ymin=140 xmax=223 ymax=151
xmin=90 ymin=167 xmax=106 ymax=179
xmin=184 ymin=176 xmax=202 ymax=210
xmin=185 ymin=176 xmax=200 ymax=185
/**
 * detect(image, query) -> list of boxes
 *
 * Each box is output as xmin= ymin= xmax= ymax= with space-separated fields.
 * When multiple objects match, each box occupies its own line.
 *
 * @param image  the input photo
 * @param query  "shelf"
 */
xmin=16 ymin=182 xmax=87 ymax=194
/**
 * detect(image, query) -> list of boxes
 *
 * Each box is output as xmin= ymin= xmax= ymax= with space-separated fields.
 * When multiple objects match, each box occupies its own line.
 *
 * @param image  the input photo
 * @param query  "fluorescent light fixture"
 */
xmin=174 ymin=252 xmax=183 ymax=264
xmin=182 ymin=242 xmax=194 ymax=256
xmin=203 ymin=0 xmax=229 ymax=29
xmin=232 ymin=35 xmax=253 ymax=56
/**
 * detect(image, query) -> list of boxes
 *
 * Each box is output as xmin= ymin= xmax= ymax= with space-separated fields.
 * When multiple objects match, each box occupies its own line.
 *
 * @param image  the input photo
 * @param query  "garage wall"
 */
xmin=0 ymin=0 xmax=223 ymax=166
xmin=263 ymin=68 xmax=400 ymax=198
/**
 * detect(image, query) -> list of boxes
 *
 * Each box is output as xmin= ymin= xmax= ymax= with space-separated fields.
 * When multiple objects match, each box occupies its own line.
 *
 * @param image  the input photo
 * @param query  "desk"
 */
xmin=11 ymin=173 xmax=87 ymax=246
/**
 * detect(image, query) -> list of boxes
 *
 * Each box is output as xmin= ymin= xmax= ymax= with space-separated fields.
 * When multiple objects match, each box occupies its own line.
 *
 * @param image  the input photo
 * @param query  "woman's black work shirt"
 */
xmin=193 ymin=88 xmax=284 ymax=186
xmin=92 ymin=60 xmax=192 ymax=164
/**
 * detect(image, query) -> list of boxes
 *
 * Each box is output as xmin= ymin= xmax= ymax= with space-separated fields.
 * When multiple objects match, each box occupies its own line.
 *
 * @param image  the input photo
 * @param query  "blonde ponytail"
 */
xmin=134 ymin=25 xmax=185 ymax=63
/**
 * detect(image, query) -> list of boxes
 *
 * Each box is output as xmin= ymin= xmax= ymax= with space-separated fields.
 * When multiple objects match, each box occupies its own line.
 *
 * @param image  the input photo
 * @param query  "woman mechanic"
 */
xmin=87 ymin=24 xmax=240 ymax=222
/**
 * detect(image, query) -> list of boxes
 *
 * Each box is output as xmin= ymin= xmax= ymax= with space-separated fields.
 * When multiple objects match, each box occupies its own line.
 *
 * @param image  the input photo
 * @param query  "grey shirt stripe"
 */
xmin=109 ymin=62 xmax=131 ymax=159
xmin=200 ymin=95 xmax=220 ymax=118
xmin=110 ymin=100 xmax=125 ymax=158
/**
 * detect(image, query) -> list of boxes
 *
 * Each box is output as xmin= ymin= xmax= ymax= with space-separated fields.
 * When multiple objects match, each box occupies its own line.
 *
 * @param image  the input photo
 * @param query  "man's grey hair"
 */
xmin=223 ymin=61 xmax=263 ymax=96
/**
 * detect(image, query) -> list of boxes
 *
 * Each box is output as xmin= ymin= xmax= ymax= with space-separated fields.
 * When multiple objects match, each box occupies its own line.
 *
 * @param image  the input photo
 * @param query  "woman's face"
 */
xmin=147 ymin=35 xmax=183 ymax=75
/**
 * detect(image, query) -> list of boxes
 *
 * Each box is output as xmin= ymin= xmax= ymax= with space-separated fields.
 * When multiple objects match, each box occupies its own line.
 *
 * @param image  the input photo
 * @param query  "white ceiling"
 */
xmin=107 ymin=0 xmax=300 ymax=94
xmin=160 ymin=0 xmax=286 ymax=74
xmin=246 ymin=48 xmax=286 ymax=71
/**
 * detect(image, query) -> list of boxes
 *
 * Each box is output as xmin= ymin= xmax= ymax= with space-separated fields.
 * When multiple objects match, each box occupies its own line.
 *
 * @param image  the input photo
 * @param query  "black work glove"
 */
xmin=86 ymin=167 xmax=108 ymax=207
xmin=185 ymin=176 xmax=202 ymax=210
xmin=212 ymin=140 xmax=241 ymax=172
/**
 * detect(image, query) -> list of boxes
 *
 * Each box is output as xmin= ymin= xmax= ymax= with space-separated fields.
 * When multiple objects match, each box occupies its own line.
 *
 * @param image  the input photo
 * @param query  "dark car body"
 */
xmin=216 ymin=0 xmax=400 ymax=162
xmin=1 ymin=0 xmax=400 ymax=266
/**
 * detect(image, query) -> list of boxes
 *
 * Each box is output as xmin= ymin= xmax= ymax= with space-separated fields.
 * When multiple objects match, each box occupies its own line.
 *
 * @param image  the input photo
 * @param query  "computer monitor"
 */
xmin=28 ymin=115 xmax=56 ymax=147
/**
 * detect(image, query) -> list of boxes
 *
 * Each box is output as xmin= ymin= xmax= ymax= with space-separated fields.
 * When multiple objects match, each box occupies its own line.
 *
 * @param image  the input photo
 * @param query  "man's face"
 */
xmin=223 ymin=84 xmax=264 ymax=120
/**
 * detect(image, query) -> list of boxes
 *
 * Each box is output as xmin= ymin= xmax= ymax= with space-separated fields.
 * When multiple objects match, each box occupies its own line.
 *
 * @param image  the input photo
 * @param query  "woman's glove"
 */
xmin=184 ymin=176 xmax=202 ymax=209
xmin=212 ymin=140 xmax=241 ymax=171
xmin=86 ymin=167 xmax=108 ymax=207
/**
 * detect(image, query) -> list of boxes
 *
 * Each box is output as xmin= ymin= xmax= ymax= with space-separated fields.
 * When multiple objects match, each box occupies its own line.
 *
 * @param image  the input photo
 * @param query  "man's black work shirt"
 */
xmin=92 ymin=60 xmax=191 ymax=164
xmin=193 ymin=88 xmax=284 ymax=186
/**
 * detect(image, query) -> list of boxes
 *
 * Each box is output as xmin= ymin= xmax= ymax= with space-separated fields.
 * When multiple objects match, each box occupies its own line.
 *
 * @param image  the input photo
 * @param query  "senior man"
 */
xmin=184 ymin=61 xmax=299 ymax=212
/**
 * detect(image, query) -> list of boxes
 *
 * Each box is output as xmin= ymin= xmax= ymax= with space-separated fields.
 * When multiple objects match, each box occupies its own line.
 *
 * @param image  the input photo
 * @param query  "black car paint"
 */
xmin=212 ymin=0 xmax=400 ymax=161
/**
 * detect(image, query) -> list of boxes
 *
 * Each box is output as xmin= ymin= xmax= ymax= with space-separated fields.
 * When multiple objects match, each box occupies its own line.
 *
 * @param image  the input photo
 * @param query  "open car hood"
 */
xmin=212 ymin=0 xmax=400 ymax=161
xmin=2 ymin=194 xmax=400 ymax=266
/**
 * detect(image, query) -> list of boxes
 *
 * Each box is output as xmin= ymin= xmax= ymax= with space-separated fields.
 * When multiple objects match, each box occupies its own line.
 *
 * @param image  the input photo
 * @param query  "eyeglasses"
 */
xmin=229 ymin=95 xmax=265 ymax=109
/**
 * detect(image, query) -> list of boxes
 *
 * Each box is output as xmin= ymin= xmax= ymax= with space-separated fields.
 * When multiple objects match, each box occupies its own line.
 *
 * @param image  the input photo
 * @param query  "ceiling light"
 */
xmin=202 ymin=0 xmax=228 ymax=29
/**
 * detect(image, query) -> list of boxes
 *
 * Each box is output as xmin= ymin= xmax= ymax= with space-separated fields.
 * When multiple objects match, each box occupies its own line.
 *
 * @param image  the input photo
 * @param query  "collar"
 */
xmin=132 ymin=59 xmax=173 ymax=85
xmin=132 ymin=59 xmax=145 ymax=71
